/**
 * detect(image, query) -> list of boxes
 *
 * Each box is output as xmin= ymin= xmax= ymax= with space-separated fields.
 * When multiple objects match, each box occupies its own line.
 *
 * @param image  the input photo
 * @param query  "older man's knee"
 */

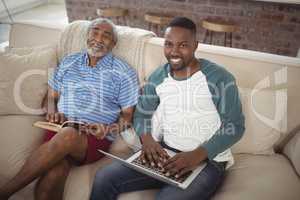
xmin=50 ymin=127 xmax=80 ymax=150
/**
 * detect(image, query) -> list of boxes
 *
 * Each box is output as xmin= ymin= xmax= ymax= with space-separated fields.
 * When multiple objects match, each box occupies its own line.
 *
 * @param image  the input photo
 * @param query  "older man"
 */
xmin=0 ymin=18 xmax=139 ymax=200
xmin=90 ymin=17 xmax=244 ymax=200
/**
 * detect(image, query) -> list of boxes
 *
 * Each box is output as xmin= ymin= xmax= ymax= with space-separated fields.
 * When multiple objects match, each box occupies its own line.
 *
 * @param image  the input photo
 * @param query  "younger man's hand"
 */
xmin=163 ymin=147 xmax=207 ymax=179
xmin=140 ymin=134 xmax=169 ymax=167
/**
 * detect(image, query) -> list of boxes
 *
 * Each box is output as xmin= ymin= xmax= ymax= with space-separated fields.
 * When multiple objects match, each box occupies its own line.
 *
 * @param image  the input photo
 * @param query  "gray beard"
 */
xmin=87 ymin=47 xmax=106 ymax=58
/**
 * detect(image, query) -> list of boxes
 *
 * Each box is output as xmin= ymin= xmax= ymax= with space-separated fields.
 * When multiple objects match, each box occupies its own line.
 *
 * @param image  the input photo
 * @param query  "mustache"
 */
xmin=91 ymin=44 xmax=107 ymax=51
xmin=87 ymin=39 xmax=107 ymax=50
xmin=93 ymin=43 xmax=106 ymax=49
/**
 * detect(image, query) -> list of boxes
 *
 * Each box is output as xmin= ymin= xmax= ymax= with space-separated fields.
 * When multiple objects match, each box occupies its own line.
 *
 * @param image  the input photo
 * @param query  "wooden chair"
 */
xmin=202 ymin=18 xmax=238 ymax=47
xmin=96 ymin=7 xmax=129 ymax=25
xmin=144 ymin=13 xmax=173 ymax=36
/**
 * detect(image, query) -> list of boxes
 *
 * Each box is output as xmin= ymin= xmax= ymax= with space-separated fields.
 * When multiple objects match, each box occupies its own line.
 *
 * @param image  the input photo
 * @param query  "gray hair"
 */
xmin=87 ymin=18 xmax=118 ymax=43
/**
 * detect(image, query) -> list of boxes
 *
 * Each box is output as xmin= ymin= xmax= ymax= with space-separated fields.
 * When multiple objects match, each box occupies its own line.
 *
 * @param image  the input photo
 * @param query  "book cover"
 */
xmin=33 ymin=121 xmax=86 ymax=132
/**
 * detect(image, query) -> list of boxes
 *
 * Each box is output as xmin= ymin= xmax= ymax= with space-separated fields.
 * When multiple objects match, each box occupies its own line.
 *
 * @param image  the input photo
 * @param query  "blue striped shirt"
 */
xmin=48 ymin=51 xmax=139 ymax=133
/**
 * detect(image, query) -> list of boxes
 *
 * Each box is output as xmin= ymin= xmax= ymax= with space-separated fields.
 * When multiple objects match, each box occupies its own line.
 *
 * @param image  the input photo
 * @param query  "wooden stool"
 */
xmin=202 ymin=18 xmax=238 ymax=47
xmin=144 ymin=13 xmax=173 ymax=36
xmin=96 ymin=7 xmax=129 ymax=25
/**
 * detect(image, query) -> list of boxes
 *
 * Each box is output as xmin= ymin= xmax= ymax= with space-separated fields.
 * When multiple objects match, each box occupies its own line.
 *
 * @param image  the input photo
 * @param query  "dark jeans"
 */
xmin=90 ymin=159 xmax=226 ymax=200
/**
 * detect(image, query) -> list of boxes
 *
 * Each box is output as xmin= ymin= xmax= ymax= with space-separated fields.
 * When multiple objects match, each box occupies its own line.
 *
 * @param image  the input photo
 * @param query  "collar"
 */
xmin=167 ymin=59 xmax=202 ymax=81
xmin=83 ymin=51 xmax=114 ymax=70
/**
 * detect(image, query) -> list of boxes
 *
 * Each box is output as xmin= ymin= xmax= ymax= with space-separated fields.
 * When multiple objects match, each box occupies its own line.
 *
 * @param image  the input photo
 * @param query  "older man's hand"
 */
xmin=46 ymin=112 xmax=66 ymax=124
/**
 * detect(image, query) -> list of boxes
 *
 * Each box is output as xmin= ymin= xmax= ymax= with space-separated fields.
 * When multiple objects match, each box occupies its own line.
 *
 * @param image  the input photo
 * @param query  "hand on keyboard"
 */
xmin=140 ymin=134 xmax=170 ymax=168
xmin=163 ymin=147 xmax=207 ymax=179
xmin=133 ymin=155 xmax=192 ymax=183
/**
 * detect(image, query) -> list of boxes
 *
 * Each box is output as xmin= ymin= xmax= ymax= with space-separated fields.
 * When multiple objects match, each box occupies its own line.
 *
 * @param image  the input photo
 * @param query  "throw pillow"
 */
xmin=232 ymin=88 xmax=284 ymax=155
xmin=6 ymin=44 xmax=57 ymax=57
xmin=0 ymin=47 xmax=57 ymax=115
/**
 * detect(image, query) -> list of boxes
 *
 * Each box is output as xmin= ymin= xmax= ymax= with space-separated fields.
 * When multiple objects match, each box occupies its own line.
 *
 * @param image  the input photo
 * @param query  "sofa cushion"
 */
xmin=283 ymin=130 xmax=300 ymax=176
xmin=62 ymin=153 xmax=300 ymax=200
xmin=0 ymin=113 xmax=133 ymax=200
xmin=63 ymin=136 xmax=133 ymax=200
xmin=9 ymin=21 xmax=63 ymax=48
xmin=0 ymin=46 xmax=57 ymax=115
xmin=6 ymin=44 xmax=57 ymax=57
xmin=0 ymin=115 xmax=44 ymax=179
xmin=232 ymin=88 xmax=282 ymax=155
xmin=57 ymin=20 xmax=89 ymax=61
xmin=57 ymin=20 xmax=155 ymax=82
xmin=119 ymin=190 xmax=157 ymax=200
xmin=116 ymin=154 xmax=300 ymax=200
xmin=212 ymin=154 xmax=300 ymax=200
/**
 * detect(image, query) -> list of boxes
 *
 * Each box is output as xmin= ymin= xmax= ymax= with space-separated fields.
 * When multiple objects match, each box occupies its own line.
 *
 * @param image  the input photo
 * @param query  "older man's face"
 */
xmin=87 ymin=22 xmax=116 ymax=58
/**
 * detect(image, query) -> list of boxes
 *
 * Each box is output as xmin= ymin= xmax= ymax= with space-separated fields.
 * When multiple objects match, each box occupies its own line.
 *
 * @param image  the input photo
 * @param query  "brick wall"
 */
xmin=65 ymin=0 xmax=300 ymax=57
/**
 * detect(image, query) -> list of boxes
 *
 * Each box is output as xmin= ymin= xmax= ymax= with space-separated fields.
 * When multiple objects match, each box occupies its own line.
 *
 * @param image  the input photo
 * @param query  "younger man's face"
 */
xmin=164 ymin=26 xmax=198 ymax=71
xmin=87 ymin=22 xmax=116 ymax=58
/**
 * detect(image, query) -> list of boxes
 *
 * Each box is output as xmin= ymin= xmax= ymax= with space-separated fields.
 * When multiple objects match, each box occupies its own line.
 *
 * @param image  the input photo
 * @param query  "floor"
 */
xmin=0 ymin=2 xmax=68 ymax=43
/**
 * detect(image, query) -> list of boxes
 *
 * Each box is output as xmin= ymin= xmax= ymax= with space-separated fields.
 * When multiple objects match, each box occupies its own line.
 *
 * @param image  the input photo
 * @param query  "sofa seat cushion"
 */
xmin=0 ymin=115 xmax=45 ymax=178
xmin=63 ymin=153 xmax=158 ymax=200
xmin=0 ymin=115 xmax=44 ymax=200
xmin=87 ymin=154 xmax=300 ymax=200
xmin=117 ymin=154 xmax=300 ymax=200
xmin=212 ymin=154 xmax=300 ymax=200
xmin=63 ymin=136 xmax=133 ymax=200
xmin=119 ymin=190 xmax=157 ymax=200
xmin=63 ymin=157 xmax=113 ymax=200
xmin=284 ymin=130 xmax=300 ymax=176
xmin=0 ymin=114 xmax=133 ymax=200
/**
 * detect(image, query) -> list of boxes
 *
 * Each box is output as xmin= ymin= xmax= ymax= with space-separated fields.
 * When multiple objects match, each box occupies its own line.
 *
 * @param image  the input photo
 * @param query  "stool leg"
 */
xmin=224 ymin=32 xmax=227 ymax=47
xmin=209 ymin=31 xmax=213 ymax=44
xmin=123 ymin=16 xmax=127 ymax=26
xmin=156 ymin=24 xmax=160 ymax=37
xmin=148 ymin=23 xmax=152 ymax=33
xmin=158 ymin=24 xmax=162 ymax=37
xmin=229 ymin=33 xmax=233 ymax=47
xmin=203 ymin=30 xmax=209 ymax=43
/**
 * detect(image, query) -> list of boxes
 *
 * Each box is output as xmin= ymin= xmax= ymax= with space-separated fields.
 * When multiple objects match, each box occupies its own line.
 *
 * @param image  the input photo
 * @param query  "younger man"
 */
xmin=90 ymin=17 xmax=245 ymax=200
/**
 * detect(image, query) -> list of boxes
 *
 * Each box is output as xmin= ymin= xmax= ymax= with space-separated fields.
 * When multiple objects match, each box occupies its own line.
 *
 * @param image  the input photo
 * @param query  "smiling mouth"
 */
xmin=170 ymin=58 xmax=182 ymax=64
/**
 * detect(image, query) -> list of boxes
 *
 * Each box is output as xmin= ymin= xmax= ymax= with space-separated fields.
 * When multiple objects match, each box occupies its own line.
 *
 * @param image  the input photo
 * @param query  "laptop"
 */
xmin=98 ymin=149 xmax=206 ymax=189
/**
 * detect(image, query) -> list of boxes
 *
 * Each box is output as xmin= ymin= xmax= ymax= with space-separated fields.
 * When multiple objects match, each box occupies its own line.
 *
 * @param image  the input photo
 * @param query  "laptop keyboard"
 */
xmin=131 ymin=156 xmax=191 ymax=183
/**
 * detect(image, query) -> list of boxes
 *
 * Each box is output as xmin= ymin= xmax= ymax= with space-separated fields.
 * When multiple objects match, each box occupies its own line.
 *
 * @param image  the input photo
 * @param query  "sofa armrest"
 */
xmin=283 ymin=131 xmax=300 ymax=177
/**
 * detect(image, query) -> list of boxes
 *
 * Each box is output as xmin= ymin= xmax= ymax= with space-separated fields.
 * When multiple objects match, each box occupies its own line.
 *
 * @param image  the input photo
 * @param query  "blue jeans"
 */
xmin=90 ymin=160 xmax=226 ymax=200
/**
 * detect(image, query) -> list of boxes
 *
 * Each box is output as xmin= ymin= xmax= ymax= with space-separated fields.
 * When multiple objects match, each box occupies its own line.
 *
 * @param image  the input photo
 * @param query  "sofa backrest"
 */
xmin=143 ymin=37 xmax=300 ymax=154
xmin=9 ymin=21 xmax=64 ymax=48
xmin=7 ymin=21 xmax=300 ymax=155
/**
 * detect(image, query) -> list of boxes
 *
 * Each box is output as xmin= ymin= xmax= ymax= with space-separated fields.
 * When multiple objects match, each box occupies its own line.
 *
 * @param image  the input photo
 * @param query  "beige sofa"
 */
xmin=0 ymin=21 xmax=300 ymax=200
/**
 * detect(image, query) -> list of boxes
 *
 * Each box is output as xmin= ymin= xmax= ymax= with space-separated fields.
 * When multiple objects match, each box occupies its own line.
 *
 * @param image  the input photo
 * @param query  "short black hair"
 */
xmin=166 ymin=17 xmax=196 ymax=35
